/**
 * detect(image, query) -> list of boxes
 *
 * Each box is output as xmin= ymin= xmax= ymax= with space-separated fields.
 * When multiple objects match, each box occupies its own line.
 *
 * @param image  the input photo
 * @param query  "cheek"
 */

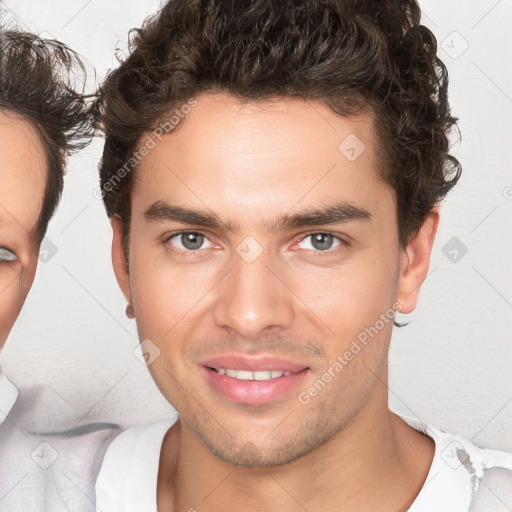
xmin=128 ymin=257 xmax=214 ymax=402
xmin=129 ymin=253 xmax=215 ymax=341
xmin=0 ymin=268 xmax=24 ymax=346
xmin=286 ymin=252 xmax=399 ymax=345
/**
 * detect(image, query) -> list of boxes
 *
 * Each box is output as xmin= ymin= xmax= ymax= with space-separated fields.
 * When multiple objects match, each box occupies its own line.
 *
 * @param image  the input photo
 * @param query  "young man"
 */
xmin=0 ymin=27 xmax=117 ymax=511
xmin=95 ymin=0 xmax=512 ymax=510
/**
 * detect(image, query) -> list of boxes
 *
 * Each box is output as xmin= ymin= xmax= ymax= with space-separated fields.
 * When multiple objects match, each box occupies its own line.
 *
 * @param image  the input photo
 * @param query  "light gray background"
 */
xmin=1 ymin=0 xmax=511 ymax=449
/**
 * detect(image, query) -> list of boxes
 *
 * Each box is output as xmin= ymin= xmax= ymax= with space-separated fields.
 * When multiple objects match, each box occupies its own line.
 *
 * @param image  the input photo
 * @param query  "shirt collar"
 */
xmin=397 ymin=412 xmax=474 ymax=512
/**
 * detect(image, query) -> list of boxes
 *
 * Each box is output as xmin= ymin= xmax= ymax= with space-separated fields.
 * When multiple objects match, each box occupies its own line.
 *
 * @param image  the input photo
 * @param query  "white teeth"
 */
xmin=253 ymin=371 xmax=271 ymax=381
xmin=236 ymin=370 xmax=253 ymax=380
xmin=216 ymin=368 xmax=291 ymax=381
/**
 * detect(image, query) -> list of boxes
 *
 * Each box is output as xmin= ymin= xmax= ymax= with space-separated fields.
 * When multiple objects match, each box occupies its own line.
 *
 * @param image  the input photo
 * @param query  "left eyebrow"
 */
xmin=268 ymin=202 xmax=372 ymax=231
xmin=143 ymin=200 xmax=372 ymax=233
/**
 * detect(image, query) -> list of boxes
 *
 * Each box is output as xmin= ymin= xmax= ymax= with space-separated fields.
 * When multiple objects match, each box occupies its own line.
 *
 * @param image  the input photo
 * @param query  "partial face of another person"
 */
xmin=112 ymin=93 xmax=437 ymax=466
xmin=0 ymin=111 xmax=46 ymax=347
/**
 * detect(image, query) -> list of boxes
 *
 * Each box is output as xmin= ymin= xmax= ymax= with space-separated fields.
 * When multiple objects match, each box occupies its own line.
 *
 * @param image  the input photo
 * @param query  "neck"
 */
xmin=158 ymin=380 xmax=434 ymax=512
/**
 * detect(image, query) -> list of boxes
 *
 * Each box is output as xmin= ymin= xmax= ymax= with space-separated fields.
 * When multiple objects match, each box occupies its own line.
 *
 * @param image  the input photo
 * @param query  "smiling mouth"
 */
xmin=207 ymin=367 xmax=295 ymax=381
xmin=202 ymin=364 xmax=310 ymax=405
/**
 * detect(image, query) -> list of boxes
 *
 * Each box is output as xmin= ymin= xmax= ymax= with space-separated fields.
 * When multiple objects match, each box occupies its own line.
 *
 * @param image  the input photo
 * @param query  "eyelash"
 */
xmin=163 ymin=231 xmax=349 ymax=257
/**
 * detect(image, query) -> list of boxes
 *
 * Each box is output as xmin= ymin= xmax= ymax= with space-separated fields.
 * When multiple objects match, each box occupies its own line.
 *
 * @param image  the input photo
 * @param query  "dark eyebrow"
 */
xmin=144 ymin=200 xmax=372 ymax=232
xmin=144 ymin=202 xmax=235 ymax=231
xmin=267 ymin=202 xmax=372 ymax=231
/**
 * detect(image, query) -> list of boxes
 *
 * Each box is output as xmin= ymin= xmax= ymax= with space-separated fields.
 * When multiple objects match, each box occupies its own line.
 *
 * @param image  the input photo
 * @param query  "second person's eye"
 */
xmin=0 ymin=246 xmax=18 ymax=263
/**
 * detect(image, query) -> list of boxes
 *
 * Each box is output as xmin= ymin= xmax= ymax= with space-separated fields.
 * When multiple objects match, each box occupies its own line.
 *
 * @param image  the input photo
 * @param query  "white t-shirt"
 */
xmin=95 ymin=413 xmax=512 ymax=512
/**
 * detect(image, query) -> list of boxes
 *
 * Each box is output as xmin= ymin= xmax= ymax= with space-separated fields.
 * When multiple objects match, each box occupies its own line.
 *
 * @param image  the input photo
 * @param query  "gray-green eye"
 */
xmin=167 ymin=232 xmax=212 ymax=252
xmin=298 ymin=233 xmax=342 ymax=252
xmin=0 ymin=247 xmax=18 ymax=263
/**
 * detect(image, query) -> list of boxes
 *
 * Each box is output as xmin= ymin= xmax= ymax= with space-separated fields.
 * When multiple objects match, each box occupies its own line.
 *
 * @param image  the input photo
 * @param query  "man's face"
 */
xmin=113 ymin=93 xmax=430 ymax=466
xmin=0 ymin=111 xmax=46 ymax=347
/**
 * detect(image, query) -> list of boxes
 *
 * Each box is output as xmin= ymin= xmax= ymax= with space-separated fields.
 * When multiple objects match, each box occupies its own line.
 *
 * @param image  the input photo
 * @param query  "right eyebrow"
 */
xmin=144 ymin=201 xmax=237 ymax=232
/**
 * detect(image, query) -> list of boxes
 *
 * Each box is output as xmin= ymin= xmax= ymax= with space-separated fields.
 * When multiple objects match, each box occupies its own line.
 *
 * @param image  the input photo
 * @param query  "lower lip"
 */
xmin=202 ymin=367 xmax=309 ymax=405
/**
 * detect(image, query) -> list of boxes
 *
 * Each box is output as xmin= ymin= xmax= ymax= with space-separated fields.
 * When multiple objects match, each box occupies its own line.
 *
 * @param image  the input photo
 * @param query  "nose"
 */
xmin=211 ymin=247 xmax=295 ymax=339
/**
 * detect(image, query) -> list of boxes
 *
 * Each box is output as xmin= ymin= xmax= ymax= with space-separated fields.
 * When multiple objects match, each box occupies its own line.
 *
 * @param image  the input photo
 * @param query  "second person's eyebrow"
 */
xmin=144 ymin=200 xmax=372 ymax=233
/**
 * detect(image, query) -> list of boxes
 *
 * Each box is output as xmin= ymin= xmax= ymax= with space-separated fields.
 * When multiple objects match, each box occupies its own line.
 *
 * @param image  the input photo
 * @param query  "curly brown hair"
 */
xmin=0 ymin=27 xmax=92 ymax=242
xmin=96 ymin=0 xmax=461 ymax=247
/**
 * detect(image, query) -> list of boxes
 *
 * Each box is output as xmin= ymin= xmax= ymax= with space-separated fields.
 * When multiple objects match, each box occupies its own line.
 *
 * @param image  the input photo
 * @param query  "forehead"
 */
xmin=132 ymin=93 xmax=391 ymax=222
xmin=0 ymin=111 xmax=47 ymax=239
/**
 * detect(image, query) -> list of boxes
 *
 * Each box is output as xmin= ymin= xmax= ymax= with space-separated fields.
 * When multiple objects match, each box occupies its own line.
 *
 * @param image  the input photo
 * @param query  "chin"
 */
xmin=200 ymin=428 xmax=325 ymax=468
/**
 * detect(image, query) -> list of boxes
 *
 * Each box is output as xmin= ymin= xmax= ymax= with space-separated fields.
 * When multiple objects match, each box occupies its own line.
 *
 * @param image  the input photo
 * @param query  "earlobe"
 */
xmin=397 ymin=209 xmax=440 ymax=314
xmin=111 ymin=216 xmax=132 ymax=306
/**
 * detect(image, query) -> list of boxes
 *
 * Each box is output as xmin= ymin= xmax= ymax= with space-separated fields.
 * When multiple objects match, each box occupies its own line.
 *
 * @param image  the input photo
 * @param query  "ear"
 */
xmin=111 ymin=216 xmax=132 ymax=305
xmin=397 ymin=209 xmax=440 ymax=314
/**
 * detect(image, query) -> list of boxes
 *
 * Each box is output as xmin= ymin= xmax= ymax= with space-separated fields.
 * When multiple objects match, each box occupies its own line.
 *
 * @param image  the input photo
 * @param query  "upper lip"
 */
xmin=200 ymin=354 xmax=309 ymax=373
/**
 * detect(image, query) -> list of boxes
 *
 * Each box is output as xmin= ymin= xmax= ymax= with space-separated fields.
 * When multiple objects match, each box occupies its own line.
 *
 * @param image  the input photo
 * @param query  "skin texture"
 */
xmin=0 ymin=111 xmax=46 ymax=348
xmin=112 ymin=93 xmax=438 ymax=511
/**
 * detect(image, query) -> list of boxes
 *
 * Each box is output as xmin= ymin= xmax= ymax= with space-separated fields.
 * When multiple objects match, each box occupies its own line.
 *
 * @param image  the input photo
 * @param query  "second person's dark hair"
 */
xmin=0 ymin=27 xmax=92 ymax=241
